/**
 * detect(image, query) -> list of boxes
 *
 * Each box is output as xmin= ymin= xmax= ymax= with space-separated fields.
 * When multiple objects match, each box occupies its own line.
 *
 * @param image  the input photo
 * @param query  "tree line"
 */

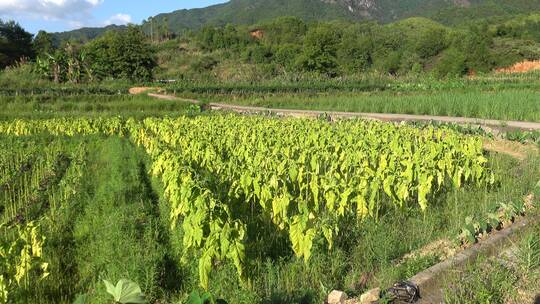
xmin=193 ymin=16 xmax=540 ymax=77
xmin=2 ymin=14 xmax=540 ymax=83
xmin=0 ymin=20 xmax=156 ymax=82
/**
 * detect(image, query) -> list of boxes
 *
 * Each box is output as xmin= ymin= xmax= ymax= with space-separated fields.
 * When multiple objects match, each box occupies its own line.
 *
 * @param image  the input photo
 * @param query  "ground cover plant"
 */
xmin=0 ymin=115 xmax=538 ymax=303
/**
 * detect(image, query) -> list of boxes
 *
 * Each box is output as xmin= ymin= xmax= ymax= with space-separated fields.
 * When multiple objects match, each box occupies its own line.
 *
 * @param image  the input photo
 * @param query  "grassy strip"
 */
xmin=28 ymin=137 xmax=89 ymax=304
xmin=206 ymin=89 xmax=540 ymax=122
xmin=0 ymin=94 xmax=200 ymax=120
xmin=72 ymin=137 xmax=167 ymax=303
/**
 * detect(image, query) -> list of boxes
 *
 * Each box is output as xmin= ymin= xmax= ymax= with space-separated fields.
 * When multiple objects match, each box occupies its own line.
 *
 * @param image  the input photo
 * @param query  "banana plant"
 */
xmin=79 ymin=51 xmax=95 ymax=82
xmin=34 ymin=56 xmax=51 ymax=79
xmin=46 ymin=51 xmax=66 ymax=83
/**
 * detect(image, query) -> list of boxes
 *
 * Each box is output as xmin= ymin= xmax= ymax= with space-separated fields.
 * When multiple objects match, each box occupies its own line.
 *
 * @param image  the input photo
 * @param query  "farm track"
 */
xmin=144 ymin=91 xmax=540 ymax=132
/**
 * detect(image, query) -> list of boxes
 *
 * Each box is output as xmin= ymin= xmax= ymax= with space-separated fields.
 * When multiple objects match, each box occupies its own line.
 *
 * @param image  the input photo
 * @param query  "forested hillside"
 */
xmin=52 ymin=0 xmax=540 ymax=43
xmin=141 ymin=0 xmax=540 ymax=33
xmin=151 ymin=15 xmax=540 ymax=81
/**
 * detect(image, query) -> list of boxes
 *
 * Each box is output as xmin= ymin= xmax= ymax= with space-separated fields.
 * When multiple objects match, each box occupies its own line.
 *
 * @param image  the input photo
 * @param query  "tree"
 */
xmin=0 ymin=19 xmax=34 ymax=68
xmin=160 ymin=17 xmax=171 ymax=41
xmin=338 ymin=25 xmax=373 ymax=73
xmin=274 ymin=43 xmax=302 ymax=71
xmin=433 ymin=47 xmax=467 ymax=77
xmin=84 ymin=26 xmax=156 ymax=81
xmin=297 ymin=24 xmax=341 ymax=76
xmin=33 ymin=31 xmax=54 ymax=57
xmin=448 ymin=24 xmax=494 ymax=74
xmin=260 ymin=16 xmax=307 ymax=45
xmin=414 ymin=28 xmax=448 ymax=59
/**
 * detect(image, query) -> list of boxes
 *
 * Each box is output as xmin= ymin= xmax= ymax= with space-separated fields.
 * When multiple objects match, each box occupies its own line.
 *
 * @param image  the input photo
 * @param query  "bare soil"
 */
xmin=496 ymin=60 xmax=540 ymax=74
xmin=483 ymin=139 xmax=539 ymax=160
xmin=128 ymin=87 xmax=160 ymax=95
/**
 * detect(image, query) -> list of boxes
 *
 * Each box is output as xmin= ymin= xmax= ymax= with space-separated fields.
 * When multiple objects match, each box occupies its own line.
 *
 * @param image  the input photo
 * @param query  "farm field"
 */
xmin=161 ymin=73 xmax=540 ymax=123
xmin=0 ymin=112 xmax=539 ymax=303
xmin=4 ymin=73 xmax=540 ymax=122
xmin=207 ymin=89 xmax=540 ymax=122
xmin=5 ymin=3 xmax=540 ymax=302
xmin=0 ymin=94 xmax=200 ymax=120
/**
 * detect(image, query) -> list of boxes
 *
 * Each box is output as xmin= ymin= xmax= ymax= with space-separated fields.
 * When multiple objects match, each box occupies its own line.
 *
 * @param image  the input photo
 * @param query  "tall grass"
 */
xmin=212 ymin=89 xmax=540 ymax=122
xmin=0 ymin=94 xmax=199 ymax=120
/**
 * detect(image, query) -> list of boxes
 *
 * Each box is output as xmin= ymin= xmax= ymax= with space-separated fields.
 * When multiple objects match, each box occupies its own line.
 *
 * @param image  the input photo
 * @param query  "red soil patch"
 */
xmin=495 ymin=60 xmax=540 ymax=74
xmin=249 ymin=29 xmax=264 ymax=39
xmin=128 ymin=87 xmax=157 ymax=95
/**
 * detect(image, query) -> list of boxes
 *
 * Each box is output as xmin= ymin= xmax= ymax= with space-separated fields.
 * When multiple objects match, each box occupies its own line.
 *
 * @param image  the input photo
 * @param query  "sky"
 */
xmin=0 ymin=0 xmax=228 ymax=33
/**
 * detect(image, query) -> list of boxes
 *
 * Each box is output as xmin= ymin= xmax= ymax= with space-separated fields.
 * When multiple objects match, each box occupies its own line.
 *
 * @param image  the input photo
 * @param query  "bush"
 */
xmin=374 ymin=51 xmax=402 ymax=75
xmin=242 ymin=44 xmax=273 ymax=64
xmin=274 ymin=44 xmax=302 ymax=71
xmin=433 ymin=48 xmax=467 ymax=77
xmin=297 ymin=25 xmax=341 ymax=76
xmin=337 ymin=33 xmax=372 ymax=74
xmin=190 ymin=55 xmax=219 ymax=73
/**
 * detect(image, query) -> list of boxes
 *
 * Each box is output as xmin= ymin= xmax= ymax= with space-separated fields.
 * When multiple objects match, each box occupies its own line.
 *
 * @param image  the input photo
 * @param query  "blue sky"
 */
xmin=0 ymin=0 xmax=228 ymax=33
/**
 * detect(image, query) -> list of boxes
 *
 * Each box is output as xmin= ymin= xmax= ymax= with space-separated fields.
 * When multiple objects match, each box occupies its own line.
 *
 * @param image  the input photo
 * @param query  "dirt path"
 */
xmin=483 ymin=139 xmax=539 ymax=160
xmin=140 ymin=91 xmax=540 ymax=132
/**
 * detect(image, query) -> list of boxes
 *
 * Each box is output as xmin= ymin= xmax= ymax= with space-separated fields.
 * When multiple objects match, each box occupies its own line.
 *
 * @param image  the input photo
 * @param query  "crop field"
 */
xmin=0 ymin=112 xmax=539 ymax=304
xmin=210 ymin=89 xmax=540 ymax=122
xmin=149 ymin=73 xmax=540 ymax=122
xmin=5 ymin=4 xmax=540 ymax=302
xmin=1 ymin=62 xmax=540 ymax=304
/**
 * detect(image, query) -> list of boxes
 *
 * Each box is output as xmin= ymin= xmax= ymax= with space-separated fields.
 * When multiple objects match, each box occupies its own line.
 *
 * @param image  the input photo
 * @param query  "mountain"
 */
xmin=51 ymin=25 xmax=126 ymax=46
xmin=140 ymin=0 xmax=540 ymax=33
xmin=53 ymin=0 xmax=540 ymax=43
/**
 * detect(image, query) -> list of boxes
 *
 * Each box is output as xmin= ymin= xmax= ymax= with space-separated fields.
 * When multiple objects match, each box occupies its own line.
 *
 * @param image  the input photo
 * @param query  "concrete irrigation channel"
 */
xmin=411 ymin=215 xmax=539 ymax=304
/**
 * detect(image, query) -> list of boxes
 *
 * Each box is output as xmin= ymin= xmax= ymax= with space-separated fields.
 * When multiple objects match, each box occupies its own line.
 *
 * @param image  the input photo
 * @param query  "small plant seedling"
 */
xmin=103 ymin=279 xmax=146 ymax=304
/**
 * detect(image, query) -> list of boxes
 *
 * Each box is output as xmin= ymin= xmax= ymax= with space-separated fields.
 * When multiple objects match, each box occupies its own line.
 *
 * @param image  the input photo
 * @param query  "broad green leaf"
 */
xmin=103 ymin=279 xmax=146 ymax=304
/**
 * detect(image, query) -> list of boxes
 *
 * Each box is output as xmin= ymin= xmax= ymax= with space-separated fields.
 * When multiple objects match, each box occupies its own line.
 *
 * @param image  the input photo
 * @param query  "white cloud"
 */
xmin=104 ymin=13 xmax=131 ymax=26
xmin=0 ymin=0 xmax=103 ymax=21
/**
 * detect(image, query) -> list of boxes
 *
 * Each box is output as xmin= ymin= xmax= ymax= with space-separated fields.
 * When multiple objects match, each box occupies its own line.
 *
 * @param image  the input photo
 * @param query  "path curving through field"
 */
xmin=136 ymin=89 xmax=540 ymax=131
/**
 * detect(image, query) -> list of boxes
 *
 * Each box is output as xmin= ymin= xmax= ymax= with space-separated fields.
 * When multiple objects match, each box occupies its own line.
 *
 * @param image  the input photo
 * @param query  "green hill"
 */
xmin=51 ymin=25 xmax=126 ymax=45
xmin=52 ymin=0 xmax=540 ymax=43
xmin=142 ymin=0 xmax=540 ymax=32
